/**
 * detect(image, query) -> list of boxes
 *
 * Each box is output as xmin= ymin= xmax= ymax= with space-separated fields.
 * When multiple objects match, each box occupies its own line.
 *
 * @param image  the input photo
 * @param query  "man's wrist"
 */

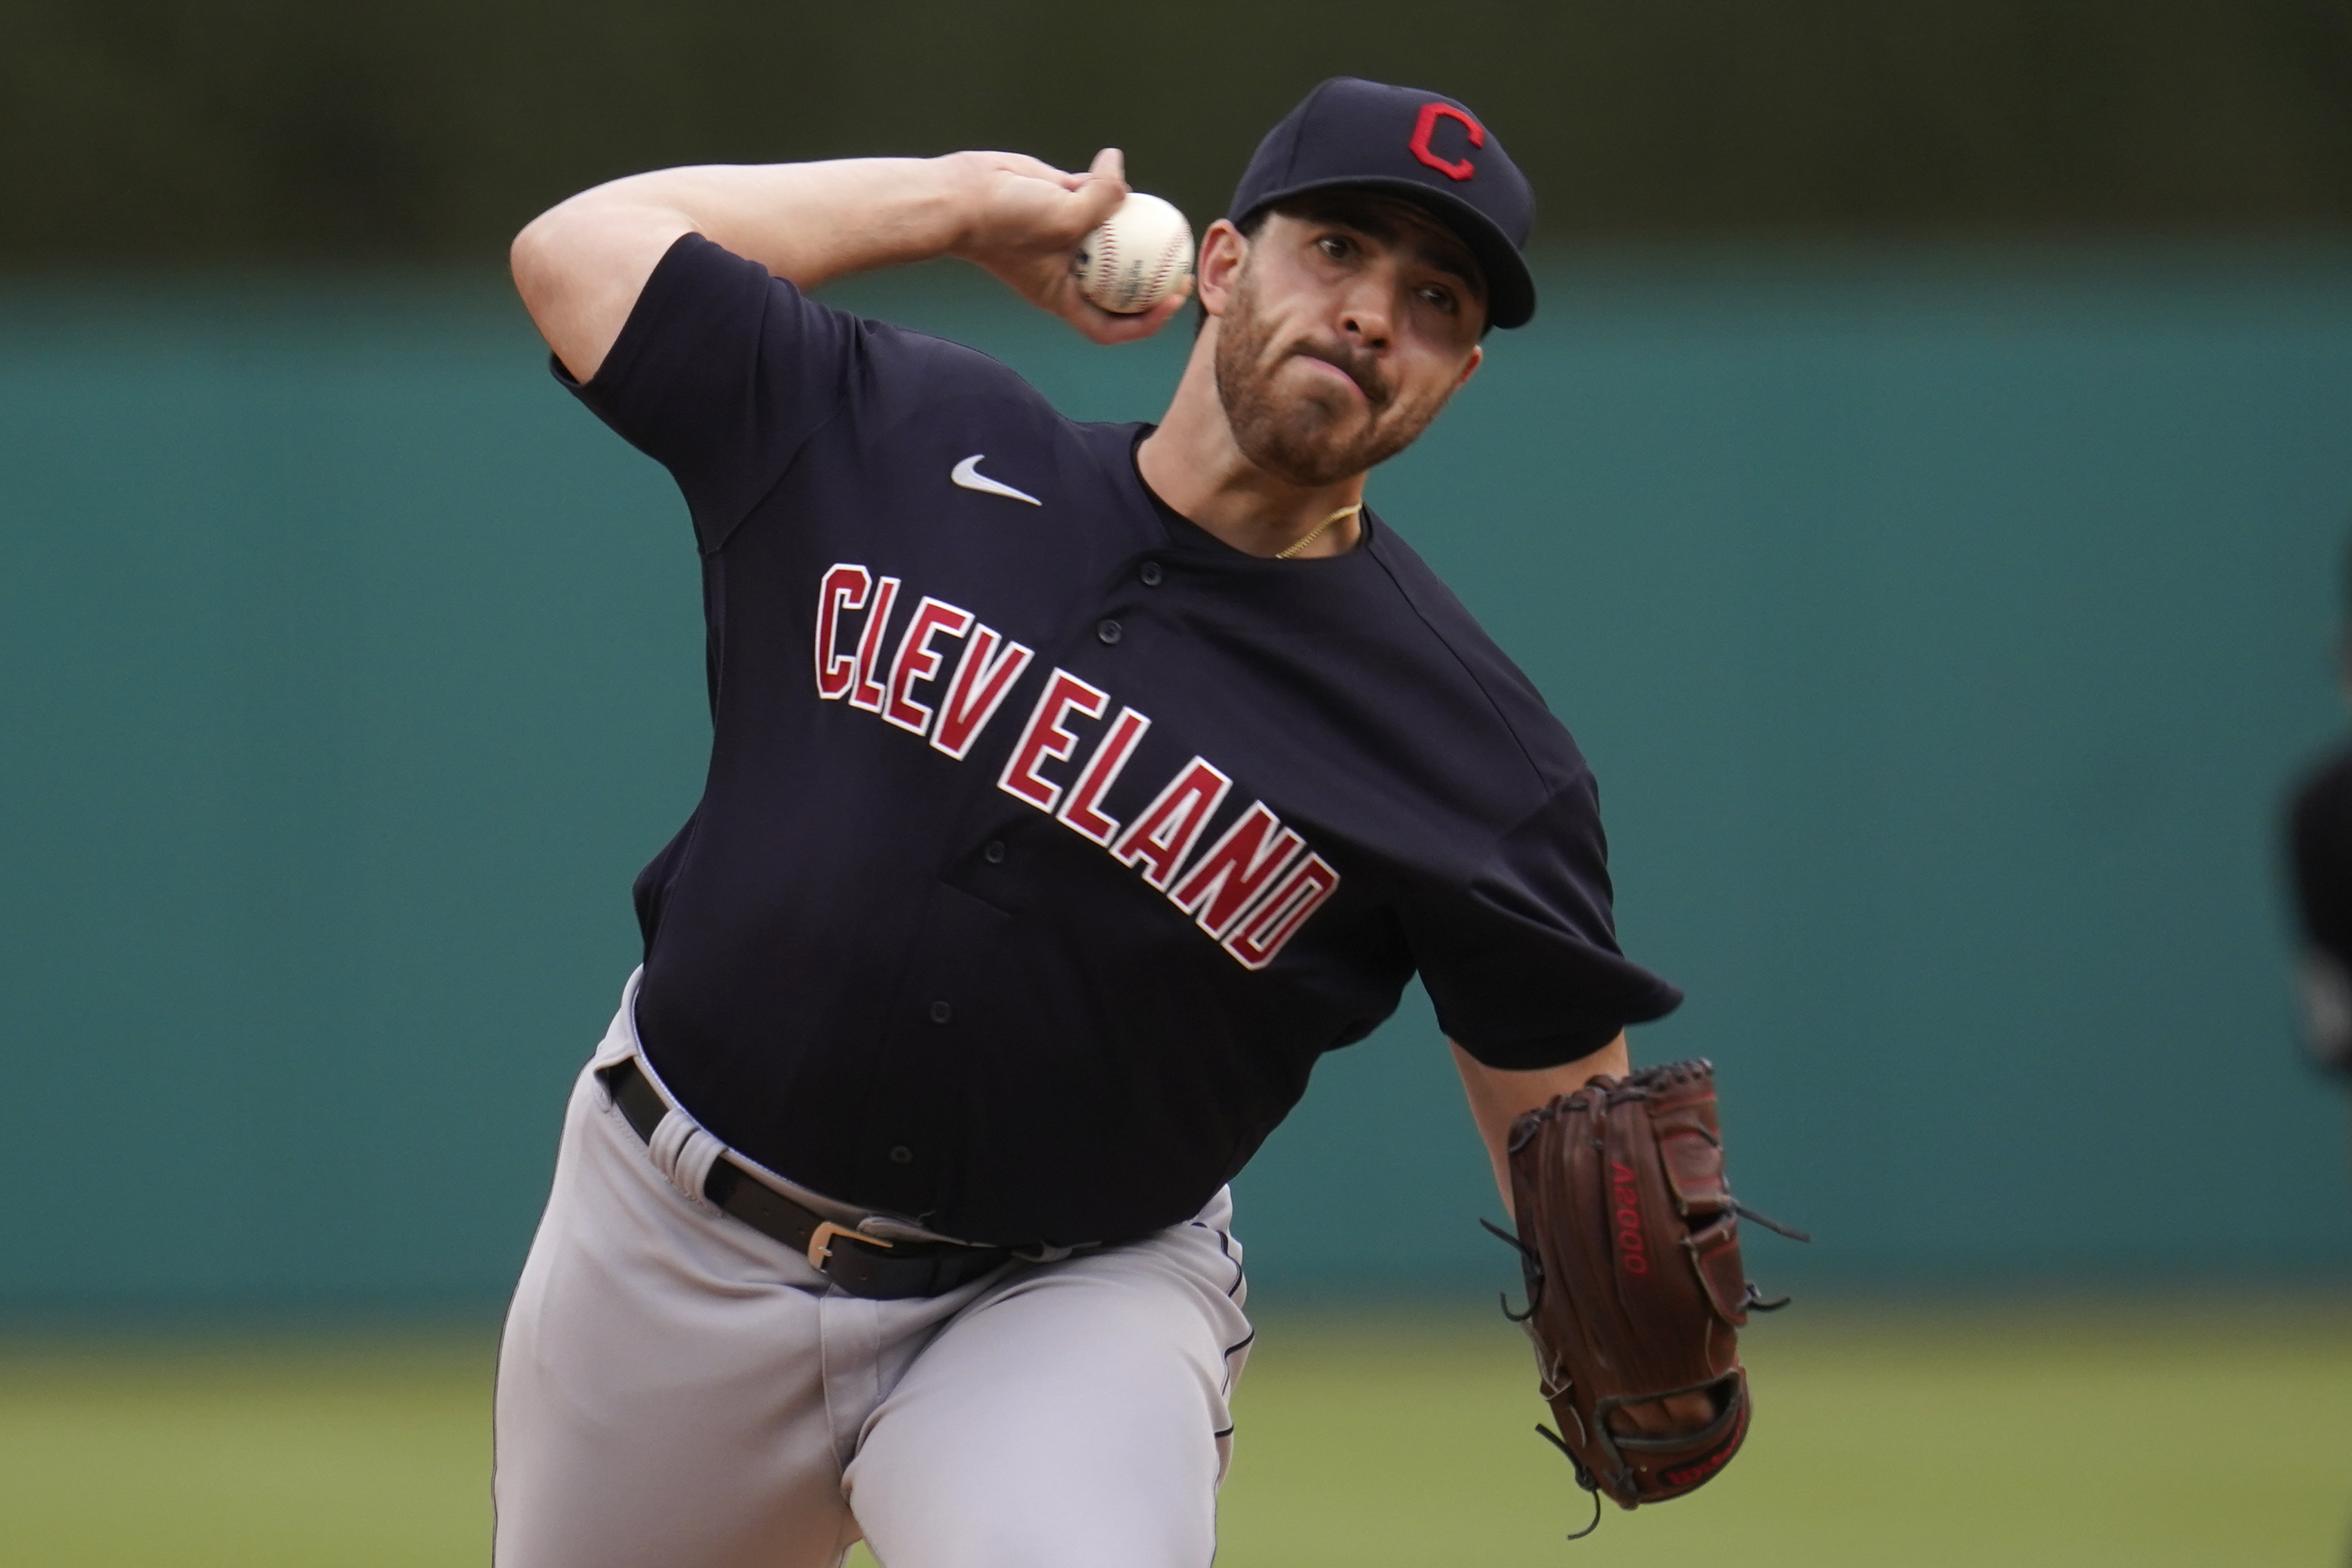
xmin=934 ymin=153 xmax=1002 ymax=263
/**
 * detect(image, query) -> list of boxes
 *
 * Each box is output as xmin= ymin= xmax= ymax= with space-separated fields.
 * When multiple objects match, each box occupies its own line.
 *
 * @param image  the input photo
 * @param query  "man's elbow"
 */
xmin=507 ymin=179 xmax=702 ymax=382
xmin=509 ymin=204 xmax=577 ymax=322
xmin=510 ymin=186 xmax=633 ymax=317
xmin=508 ymin=195 xmax=637 ymax=380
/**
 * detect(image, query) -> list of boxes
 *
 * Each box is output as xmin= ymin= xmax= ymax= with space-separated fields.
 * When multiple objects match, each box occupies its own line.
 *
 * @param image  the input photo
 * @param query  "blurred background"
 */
xmin=3 ymin=1 xmax=2351 ymax=1562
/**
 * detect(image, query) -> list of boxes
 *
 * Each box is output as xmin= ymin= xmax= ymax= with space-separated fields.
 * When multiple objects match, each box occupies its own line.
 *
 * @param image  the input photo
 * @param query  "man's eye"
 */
xmin=1317 ymin=235 xmax=1353 ymax=259
xmin=1419 ymin=285 xmax=1458 ymax=314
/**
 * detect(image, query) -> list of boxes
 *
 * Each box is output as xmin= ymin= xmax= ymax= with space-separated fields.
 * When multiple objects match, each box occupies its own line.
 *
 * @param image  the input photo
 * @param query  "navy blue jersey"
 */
xmin=561 ymin=234 xmax=1681 ymax=1245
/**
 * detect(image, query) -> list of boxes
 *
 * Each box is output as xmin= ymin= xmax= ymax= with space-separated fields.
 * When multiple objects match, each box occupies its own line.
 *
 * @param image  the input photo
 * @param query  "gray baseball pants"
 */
xmin=492 ymin=979 xmax=1254 ymax=1568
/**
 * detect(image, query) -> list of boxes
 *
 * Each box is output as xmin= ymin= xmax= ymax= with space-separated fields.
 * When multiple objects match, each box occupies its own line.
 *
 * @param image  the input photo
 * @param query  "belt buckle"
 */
xmin=807 ymin=1219 xmax=893 ymax=1273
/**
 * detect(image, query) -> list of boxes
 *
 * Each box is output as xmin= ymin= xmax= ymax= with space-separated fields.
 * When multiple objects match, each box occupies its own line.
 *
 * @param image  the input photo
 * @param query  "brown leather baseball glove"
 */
xmin=1483 ymin=1058 xmax=1804 ymax=1538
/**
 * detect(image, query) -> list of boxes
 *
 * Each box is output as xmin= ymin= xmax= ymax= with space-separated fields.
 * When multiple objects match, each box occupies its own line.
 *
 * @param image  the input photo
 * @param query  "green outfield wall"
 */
xmin=4 ymin=250 xmax=2351 ymax=1314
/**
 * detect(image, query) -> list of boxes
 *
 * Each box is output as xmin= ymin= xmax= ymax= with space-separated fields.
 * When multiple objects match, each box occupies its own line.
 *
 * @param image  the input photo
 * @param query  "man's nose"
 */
xmin=1338 ymin=270 xmax=1396 ymax=347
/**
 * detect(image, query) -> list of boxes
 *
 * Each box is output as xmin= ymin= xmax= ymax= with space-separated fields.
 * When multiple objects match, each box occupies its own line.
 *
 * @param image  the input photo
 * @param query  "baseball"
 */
xmin=1072 ymin=192 xmax=1194 ymax=315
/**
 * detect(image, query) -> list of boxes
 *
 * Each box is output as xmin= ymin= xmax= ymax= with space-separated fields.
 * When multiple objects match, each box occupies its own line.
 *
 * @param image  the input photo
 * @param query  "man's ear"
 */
xmin=1454 ymin=343 xmax=1483 ymax=392
xmin=1195 ymin=219 xmax=1248 ymax=320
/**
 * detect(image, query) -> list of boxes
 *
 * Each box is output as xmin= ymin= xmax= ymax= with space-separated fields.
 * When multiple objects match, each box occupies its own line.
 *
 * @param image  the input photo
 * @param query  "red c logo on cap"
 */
xmin=1408 ymin=102 xmax=1484 ymax=181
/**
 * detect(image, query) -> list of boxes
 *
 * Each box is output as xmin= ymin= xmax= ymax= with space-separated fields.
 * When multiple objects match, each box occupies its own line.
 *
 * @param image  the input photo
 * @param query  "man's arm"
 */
xmin=1453 ymin=1033 xmax=1629 ymax=1219
xmin=510 ymin=147 xmax=1190 ymax=382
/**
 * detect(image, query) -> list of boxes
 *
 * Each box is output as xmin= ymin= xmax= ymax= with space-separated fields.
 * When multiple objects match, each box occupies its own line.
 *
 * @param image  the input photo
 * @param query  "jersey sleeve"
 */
xmin=557 ymin=232 xmax=861 ymax=554
xmin=1409 ymin=772 xmax=1684 ymax=1070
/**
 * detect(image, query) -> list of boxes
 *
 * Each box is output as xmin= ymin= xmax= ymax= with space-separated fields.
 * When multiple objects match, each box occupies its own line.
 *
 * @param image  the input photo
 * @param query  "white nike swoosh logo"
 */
xmin=950 ymin=454 xmax=1041 ymax=507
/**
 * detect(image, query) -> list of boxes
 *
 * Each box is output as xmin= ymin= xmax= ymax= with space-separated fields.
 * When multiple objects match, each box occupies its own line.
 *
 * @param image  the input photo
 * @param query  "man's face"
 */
xmin=1210 ymin=198 xmax=1487 ymax=487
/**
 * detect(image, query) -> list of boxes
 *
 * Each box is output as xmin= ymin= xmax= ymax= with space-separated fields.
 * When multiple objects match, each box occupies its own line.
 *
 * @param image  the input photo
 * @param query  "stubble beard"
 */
xmin=1211 ymin=263 xmax=1448 ymax=488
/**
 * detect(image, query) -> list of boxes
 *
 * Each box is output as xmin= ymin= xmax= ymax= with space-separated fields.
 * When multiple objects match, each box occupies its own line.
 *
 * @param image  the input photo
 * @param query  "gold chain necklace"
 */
xmin=1274 ymin=503 xmax=1363 ymax=561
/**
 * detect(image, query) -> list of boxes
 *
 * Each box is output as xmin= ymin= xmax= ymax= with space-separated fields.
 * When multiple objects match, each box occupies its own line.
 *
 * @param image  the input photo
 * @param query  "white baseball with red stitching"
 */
xmin=1071 ymin=193 xmax=1194 ymax=315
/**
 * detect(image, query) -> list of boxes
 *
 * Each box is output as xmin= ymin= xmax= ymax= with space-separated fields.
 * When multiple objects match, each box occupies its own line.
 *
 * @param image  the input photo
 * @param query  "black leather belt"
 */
xmin=599 ymin=1059 xmax=1016 ymax=1300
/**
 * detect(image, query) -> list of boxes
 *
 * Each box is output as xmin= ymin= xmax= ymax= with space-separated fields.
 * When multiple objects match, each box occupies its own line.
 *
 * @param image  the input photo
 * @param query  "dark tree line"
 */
xmin=3 ymin=0 xmax=2350 ymax=268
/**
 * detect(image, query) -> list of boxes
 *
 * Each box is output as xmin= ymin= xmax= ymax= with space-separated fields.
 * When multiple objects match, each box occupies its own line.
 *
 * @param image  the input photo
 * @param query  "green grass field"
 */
xmin=1 ymin=1299 xmax=2344 ymax=1567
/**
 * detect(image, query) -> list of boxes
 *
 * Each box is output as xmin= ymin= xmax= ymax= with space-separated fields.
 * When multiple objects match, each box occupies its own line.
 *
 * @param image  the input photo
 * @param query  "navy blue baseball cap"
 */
xmin=1229 ymin=77 xmax=1537 ymax=330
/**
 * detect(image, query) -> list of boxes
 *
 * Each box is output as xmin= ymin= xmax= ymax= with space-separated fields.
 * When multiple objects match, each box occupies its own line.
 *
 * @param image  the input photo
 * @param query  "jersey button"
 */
xmin=982 ymin=840 xmax=1007 ymax=864
xmin=928 ymin=1000 xmax=953 ymax=1025
xmin=1139 ymin=561 xmax=1164 ymax=587
xmin=889 ymin=1145 xmax=915 ymax=1165
xmin=1096 ymin=619 xmax=1123 ymax=645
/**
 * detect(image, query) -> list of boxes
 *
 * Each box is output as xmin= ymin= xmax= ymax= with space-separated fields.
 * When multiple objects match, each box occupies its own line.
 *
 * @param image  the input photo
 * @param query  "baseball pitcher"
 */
xmin=496 ymin=77 xmax=1762 ymax=1568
